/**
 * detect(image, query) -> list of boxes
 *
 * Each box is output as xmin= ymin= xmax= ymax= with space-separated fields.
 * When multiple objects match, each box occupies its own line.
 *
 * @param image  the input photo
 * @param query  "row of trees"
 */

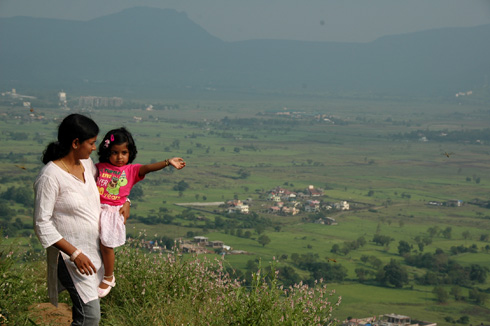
xmin=0 ymin=186 xmax=33 ymax=208
xmin=391 ymin=128 xmax=490 ymax=143
xmin=330 ymin=236 xmax=367 ymax=255
xmin=433 ymin=285 xmax=488 ymax=306
xmin=405 ymin=249 xmax=488 ymax=286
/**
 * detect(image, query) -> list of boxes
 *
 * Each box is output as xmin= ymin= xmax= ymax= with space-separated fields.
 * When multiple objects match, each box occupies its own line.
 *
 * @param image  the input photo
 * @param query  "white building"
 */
xmin=59 ymin=91 xmax=67 ymax=106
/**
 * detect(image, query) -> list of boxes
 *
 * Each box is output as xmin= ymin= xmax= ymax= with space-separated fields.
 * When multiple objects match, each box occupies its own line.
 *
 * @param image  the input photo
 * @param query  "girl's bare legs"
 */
xmin=99 ymin=243 xmax=115 ymax=289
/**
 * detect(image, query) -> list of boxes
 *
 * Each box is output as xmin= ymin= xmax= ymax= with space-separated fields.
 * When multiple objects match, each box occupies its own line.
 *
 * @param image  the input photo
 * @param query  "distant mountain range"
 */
xmin=1 ymin=6 xmax=489 ymax=98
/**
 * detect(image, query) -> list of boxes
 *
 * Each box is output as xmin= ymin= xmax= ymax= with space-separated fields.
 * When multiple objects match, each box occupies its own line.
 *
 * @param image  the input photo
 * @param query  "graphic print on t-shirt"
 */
xmin=106 ymin=170 xmax=128 ymax=195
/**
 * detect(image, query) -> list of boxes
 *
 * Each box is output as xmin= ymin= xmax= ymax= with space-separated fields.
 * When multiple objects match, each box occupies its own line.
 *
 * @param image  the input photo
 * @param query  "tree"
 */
xmin=442 ymin=227 xmax=452 ymax=239
xmin=171 ymin=139 xmax=180 ymax=149
xmin=379 ymin=259 xmax=408 ymax=288
xmin=432 ymin=286 xmax=449 ymax=303
xmin=277 ymin=266 xmax=301 ymax=287
xmin=427 ymin=226 xmax=440 ymax=238
xmin=173 ymin=180 xmax=189 ymax=192
xmin=457 ymin=316 xmax=470 ymax=324
xmin=255 ymin=224 xmax=265 ymax=235
xmin=0 ymin=201 xmax=15 ymax=221
xmin=397 ymin=240 xmax=411 ymax=256
xmin=130 ymin=183 xmax=144 ymax=200
xmin=450 ymin=286 xmax=464 ymax=301
xmin=469 ymin=264 xmax=488 ymax=283
xmin=245 ymin=259 xmax=259 ymax=272
xmin=420 ymin=271 xmax=439 ymax=285
xmin=372 ymin=234 xmax=393 ymax=247
xmin=356 ymin=236 xmax=367 ymax=247
xmin=235 ymin=229 xmax=243 ymax=237
xmin=236 ymin=168 xmax=250 ymax=179
xmin=258 ymin=235 xmax=271 ymax=247
xmin=214 ymin=216 xmax=225 ymax=229
xmin=368 ymin=256 xmax=383 ymax=269
xmin=330 ymin=244 xmax=340 ymax=254
xmin=469 ymin=288 xmax=488 ymax=305
xmin=310 ymin=263 xmax=347 ymax=283
xmin=355 ymin=268 xmax=372 ymax=283
xmin=462 ymin=230 xmax=471 ymax=240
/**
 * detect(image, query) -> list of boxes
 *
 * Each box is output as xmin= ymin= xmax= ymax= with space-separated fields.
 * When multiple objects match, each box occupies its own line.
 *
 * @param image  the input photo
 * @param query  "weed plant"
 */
xmin=100 ymin=237 xmax=340 ymax=325
xmin=0 ymin=234 xmax=46 ymax=325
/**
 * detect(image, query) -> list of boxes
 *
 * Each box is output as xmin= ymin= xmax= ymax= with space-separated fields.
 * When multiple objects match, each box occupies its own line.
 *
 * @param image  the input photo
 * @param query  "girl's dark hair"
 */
xmin=97 ymin=127 xmax=138 ymax=164
xmin=42 ymin=113 xmax=99 ymax=164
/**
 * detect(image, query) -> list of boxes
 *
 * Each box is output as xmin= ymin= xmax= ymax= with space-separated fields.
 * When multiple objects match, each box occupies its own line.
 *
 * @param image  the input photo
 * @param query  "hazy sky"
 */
xmin=1 ymin=0 xmax=490 ymax=42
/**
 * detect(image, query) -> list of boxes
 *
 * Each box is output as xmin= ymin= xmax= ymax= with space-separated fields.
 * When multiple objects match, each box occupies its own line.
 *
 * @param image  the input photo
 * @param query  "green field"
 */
xmin=2 ymin=92 xmax=490 ymax=324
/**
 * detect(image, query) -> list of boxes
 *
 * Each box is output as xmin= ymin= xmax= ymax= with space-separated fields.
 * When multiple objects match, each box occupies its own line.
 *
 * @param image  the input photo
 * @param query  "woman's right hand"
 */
xmin=74 ymin=253 xmax=97 ymax=275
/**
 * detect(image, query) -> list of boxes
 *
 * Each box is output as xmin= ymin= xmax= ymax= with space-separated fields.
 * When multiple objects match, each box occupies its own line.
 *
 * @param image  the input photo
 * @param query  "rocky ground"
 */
xmin=30 ymin=303 xmax=71 ymax=325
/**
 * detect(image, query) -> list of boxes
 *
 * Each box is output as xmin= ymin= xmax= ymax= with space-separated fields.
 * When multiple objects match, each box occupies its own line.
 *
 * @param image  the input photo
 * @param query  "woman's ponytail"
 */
xmin=41 ymin=141 xmax=70 ymax=164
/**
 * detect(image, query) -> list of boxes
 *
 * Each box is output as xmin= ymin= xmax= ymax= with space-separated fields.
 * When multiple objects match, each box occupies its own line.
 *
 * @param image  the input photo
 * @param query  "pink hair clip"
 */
xmin=103 ymin=139 xmax=110 ymax=148
xmin=110 ymin=134 xmax=115 ymax=141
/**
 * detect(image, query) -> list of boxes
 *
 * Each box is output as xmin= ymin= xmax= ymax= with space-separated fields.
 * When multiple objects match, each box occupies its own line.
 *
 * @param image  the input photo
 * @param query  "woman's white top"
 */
xmin=34 ymin=158 xmax=103 ymax=306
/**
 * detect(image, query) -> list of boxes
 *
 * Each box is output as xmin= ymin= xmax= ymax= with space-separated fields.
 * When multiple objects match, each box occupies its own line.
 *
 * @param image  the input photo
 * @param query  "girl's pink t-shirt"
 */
xmin=95 ymin=162 xmax=145 ymax=206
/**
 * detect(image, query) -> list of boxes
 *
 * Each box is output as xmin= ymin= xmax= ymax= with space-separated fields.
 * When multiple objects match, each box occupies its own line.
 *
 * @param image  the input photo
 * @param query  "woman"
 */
xmin=34 ymin=114 xmax=129 ymax=325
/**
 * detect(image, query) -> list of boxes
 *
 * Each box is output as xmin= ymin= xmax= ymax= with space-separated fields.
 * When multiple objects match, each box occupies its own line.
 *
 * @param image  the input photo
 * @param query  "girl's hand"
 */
xmin=169 ymin=157 xmax=186 ymax=170
xmin=74 ymin=253 xmax=97 ymax=275
xmin=119 ymin=201 xmax=131 ymax=224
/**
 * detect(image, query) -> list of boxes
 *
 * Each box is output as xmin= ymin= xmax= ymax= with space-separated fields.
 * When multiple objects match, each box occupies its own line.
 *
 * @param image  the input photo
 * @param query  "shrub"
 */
xmin=101 ymin=238 xmax=340 ymax=325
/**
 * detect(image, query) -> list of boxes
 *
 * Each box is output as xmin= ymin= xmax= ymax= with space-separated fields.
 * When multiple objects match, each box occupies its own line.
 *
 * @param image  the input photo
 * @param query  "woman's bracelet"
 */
xmin=70 ymin=249 xmax=82 ymax=262
xmin=164 ymin=159 xmax=170 ymax=167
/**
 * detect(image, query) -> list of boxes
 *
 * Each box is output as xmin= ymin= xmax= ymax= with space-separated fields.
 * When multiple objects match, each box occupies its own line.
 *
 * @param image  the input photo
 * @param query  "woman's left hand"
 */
xmin=169 ymin=157 xmax=186 ymax=170
xmin=74 ymin=253 xmax=97 ymax=275
xmin=119 ymin=201 xmax=131 ymax=224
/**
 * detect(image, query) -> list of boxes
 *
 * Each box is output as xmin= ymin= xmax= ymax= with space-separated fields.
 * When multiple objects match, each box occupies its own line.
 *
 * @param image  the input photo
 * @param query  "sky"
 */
xmin=1 ymin=0 xmax=490 ymax=43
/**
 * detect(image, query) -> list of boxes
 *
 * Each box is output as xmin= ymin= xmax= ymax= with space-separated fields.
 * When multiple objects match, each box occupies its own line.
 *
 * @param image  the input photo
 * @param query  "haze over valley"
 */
xmin=1 ymin=7 xmax=489 ymax=98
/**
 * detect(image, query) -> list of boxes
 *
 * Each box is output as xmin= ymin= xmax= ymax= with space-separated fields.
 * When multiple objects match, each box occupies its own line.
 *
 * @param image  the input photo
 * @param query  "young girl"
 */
xmin=95 ymin=127 xmax=186 ymax=298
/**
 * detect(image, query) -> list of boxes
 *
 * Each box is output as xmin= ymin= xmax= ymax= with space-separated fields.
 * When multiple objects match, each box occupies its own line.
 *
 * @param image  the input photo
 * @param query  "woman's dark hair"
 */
xmin=97 ymin=127 xmax=138 ymax=164
xmin=42 ymin=114 xmax=99 ymax=164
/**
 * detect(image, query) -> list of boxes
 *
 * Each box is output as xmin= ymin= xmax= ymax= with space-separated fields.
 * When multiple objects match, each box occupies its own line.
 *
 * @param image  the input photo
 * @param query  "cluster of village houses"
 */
xmin=141 ymin=236 xmax=245 ymax=255
xmin=141 ymin=185 xmax=349 ymax=255
xmin=225 ymin=185 xmax=349 ymax=217
xmin=342 ymin=313 xmax=437 ymax=326
xmin=427 ymin=199 xmax=463 ymax=207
